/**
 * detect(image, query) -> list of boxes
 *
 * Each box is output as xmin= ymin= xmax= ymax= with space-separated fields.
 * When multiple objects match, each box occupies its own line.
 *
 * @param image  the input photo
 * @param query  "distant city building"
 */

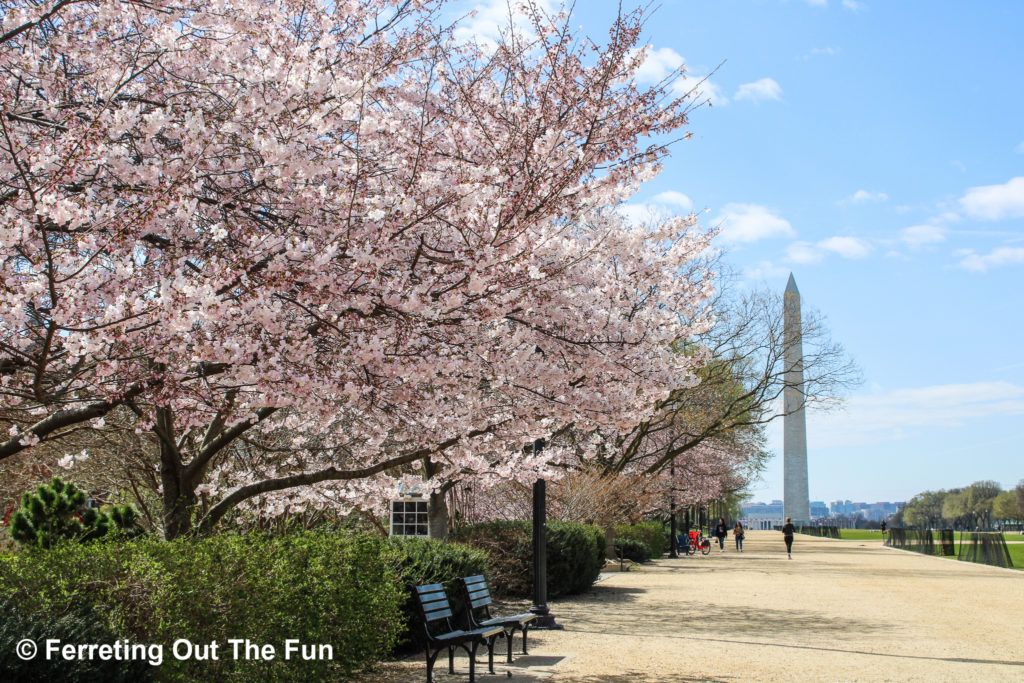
xmin=741 ymin=499 xmax=784 ymax=520
xmin=810 ymin=501 xmax=829 ymax=518
xmin=743 ymin=499 xmax=905 ymax=523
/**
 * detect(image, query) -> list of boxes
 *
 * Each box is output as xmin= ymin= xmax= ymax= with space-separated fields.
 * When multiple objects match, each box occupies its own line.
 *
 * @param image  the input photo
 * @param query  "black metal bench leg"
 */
xmin=522 ymin=626 xmax=529 ymax=654
xmin=505 ymin=629 xmax=514 ymax=663
xmin=468 ymin=641 xmax=480 ymax=683
xmin=448 ymin=644 xmax=455 ymax=674
xmin=487 ymin=635 xmax=497 ymax=674
xmin=426 ymin=647 xmax=442 ymax=683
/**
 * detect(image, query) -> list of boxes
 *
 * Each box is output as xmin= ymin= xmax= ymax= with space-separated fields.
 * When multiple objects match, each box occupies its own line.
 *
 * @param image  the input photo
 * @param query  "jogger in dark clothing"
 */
xmin=782 ymin=517 xmax=795 ymax=559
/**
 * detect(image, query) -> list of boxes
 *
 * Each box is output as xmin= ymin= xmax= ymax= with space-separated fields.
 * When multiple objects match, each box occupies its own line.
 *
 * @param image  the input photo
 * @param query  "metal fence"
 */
xmin=957 ymin=532 xmax=1014 ymax=568
xmin=886 ymin=528 xmax=1012 ymax=567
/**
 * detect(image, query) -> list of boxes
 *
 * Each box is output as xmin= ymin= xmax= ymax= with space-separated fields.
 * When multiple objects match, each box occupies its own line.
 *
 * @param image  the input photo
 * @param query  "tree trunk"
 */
xmin=422 ymin=457 xmax=449 ymax=540
xmin=602 ymin=519 xmax=616 ymax=559
xmin=159 ymin=445 xmax=196 ymax=540
xmin=428 ymin=489 xmax=449 ymax=540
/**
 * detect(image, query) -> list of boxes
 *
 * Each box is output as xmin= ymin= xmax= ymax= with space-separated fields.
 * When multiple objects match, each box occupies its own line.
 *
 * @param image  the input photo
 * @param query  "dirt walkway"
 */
xmin=371 ymin=530 xmax=1024 ymax=682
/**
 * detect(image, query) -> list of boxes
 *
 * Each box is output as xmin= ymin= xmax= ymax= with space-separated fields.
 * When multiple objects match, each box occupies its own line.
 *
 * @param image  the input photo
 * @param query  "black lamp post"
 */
xmin=529 ymin=438 xmax=562 ymax=629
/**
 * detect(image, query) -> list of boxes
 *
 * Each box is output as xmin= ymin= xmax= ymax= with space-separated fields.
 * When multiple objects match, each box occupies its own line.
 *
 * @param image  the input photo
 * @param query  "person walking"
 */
xmin=714 ymin=518 xmax=728 ymax=552
xmin=734 ymin=521 xmax=745 ymax=552
xmin=782 ymin=517 xmax=795 ymax=559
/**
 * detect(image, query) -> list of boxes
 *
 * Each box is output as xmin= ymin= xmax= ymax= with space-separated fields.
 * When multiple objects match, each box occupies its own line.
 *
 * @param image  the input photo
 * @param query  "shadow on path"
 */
xmin=561 ymin=629 xmax=1024 ymax=668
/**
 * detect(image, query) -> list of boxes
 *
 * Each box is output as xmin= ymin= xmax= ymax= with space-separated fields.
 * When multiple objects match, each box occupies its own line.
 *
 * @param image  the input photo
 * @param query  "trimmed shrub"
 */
xmin=386 ymin=536 xmax=490 ymax=652
xmin=613 ymin=538 xmax=653 ymax=563
xmin=614 ymin=520 xmax=667 ymax=558
xmin=0 ymin=531 xmax=403 ymax=681
xmin=0 ymin=598 xmax=153 ymax=682
xmin=547 ymin=522 xmax=604 ymax=596
xmin=449 ymin=521 xmax=532 ymax=597
xmin=452 ymin=521 xmax=605 ymax=599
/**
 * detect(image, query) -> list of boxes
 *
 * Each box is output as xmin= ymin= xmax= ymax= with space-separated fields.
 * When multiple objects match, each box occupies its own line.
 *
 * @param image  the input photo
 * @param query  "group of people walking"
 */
xmin=710 ymin=517 xmax=798 ymax=559
xmin=712 ymin=519 xmax=747 ymax=552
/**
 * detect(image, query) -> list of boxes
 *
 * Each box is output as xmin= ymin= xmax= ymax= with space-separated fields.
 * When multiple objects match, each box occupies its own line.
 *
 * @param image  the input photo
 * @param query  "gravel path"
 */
xmin=367 ymin=530 xmax=1024 ymax=682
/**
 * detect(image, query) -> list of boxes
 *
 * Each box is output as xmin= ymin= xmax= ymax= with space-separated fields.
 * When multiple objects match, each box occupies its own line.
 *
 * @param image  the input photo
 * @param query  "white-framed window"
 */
xmin=390 ymin=498 xmax=429 ymax=537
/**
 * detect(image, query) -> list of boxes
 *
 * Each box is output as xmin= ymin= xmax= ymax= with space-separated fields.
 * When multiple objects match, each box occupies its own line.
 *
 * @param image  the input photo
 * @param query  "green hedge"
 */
xmin=451 ymin=521 xmax=604 ymax=599
xmin=0 ymin=598 xmax=153 ymax=682
xmin=386 ymin=537 xmax=490 ymax=652
xmin=614 ymin=520 xmax=667 ymax=558
xmin=613 ymin=538 xmax=653 ymax=563
xmin=0 ymin=532 xmax=403 ymax=681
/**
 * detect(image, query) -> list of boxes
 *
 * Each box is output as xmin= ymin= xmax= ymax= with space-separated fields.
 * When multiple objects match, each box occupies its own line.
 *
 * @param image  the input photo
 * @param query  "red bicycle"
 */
xmin=685 ymin=529 xmax=711 ymax=556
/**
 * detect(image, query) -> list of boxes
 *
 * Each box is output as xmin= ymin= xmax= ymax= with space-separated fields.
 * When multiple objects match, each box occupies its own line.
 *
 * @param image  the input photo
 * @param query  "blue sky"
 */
xmin=459 ymin=1 xmax=1024 ymax=503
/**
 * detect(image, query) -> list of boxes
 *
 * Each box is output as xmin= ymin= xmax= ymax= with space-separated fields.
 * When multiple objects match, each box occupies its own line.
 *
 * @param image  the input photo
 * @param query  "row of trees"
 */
xmin=894 ymin=481 xmax=1024 ymax=530
xmin=1 ymin=0 xmax=857 ymax=541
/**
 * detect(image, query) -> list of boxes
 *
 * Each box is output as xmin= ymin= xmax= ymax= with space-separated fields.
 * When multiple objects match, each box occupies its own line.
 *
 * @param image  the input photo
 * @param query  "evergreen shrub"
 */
xmin=452 ymin=521 xmax=605 ymax=599
xmin=0 ymin=598 xmax=153 ymax=683
xmin=386 ymin=536 xmax=490 ymax=652
xmin=613 ymin=538 xmax=653 ymax=563
xmin=9 ymin=477 xmax=142 ymax=548
xmin=614 ymin=520 xmax=667 ymax=558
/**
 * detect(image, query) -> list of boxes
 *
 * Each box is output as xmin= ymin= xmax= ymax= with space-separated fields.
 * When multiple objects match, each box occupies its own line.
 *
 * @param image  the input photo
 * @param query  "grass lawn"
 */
xmin=837 ymin=530 xmax=885 ymax=540
xmin=838 ymin=529 xmax=1023 ymax=542
xmin=1006 ymin=544 xmax=1024 ymax=569
xmin=809 ymin=529 xmax=1022 ymax=570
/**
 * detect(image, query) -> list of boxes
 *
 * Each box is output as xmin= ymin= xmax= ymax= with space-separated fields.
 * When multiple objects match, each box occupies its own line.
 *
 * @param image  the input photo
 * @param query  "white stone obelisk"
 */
xmin=783 ymin=273 xmax=810 ymax=524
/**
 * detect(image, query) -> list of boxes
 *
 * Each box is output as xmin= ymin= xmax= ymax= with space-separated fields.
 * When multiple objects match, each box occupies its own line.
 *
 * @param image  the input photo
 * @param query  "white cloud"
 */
xmin=676 ymin=76 xmax=728 ymax=106
xmin=957 ymin=246 xmax=1024 ymax=272
xmin=899 ymin=225 xmax=946 ymax=249
xmin=629 ymin=45 xmax=728 ymax=105
xmin=786 ymin=236 xmax=872 ymax=263
xmin=786 ymin=241 xmax=823 ymax=264
xmin=1015 ymin=141 xmax=1024 ymax=154
xmin=631 ymin=45 xmax=685 ymax=82
xmin=743 ymin=260 xmax=791 ymax=282
xmin=650 ymin=191 xmax=694 ymax=210
xmin=842 ymin=0 xmax=866 ymax=11
xmin=734 ymin=78 xmax=782 ymax=103
xmin=800 ymin=46 xmax=839 ymax=61
xmin=818 ymin=236 xmax=872 ymax=259
xmin=959 ymin=176 xmax=1024 ymax=220
xmin=807 ymin=382 xmax=1024 ymax=449
xmin=453 ymin=0 xmax=554 ymax=50
xmin=713 ymin=203 xmax=795 ymax=243
xmin=842 ymin=189 xmax=888 ymax=205
xmin=618 ymin=190 xmax=694 ymax=225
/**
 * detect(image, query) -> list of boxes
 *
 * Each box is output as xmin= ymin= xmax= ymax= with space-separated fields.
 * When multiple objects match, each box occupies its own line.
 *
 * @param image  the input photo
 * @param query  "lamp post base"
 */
xmin=529 ymin=605 xmax=564 ymax=630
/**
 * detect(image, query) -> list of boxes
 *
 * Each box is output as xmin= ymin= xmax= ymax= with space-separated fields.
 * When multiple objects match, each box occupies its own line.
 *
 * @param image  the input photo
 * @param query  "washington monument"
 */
xmin=783 ymin=273 xmax=810 ymax=524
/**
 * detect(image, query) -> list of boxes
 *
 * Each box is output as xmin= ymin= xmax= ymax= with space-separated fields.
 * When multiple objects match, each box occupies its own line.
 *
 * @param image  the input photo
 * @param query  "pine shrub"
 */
xmin=9 ymin=477 xmax=142 ymax=548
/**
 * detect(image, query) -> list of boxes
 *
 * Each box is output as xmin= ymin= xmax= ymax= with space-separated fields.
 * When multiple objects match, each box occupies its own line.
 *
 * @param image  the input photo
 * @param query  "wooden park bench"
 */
xmin=414 ymin=583 xmax=504 ymax=683
xmin=459 ymin=574 xmax=537 ymax=663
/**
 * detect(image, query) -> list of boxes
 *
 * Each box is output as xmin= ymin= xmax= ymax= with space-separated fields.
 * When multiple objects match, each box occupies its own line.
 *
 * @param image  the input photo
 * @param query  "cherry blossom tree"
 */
xmin=0 ymin=0 xmax=715 ymax=537
xmin=599 ymin=284 xmax=859 ymax=478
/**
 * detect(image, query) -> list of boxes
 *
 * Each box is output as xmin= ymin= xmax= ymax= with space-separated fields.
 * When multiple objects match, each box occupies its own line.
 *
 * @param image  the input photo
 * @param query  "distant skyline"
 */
xmin=458 ymin=1 xmax=1024 ymax=503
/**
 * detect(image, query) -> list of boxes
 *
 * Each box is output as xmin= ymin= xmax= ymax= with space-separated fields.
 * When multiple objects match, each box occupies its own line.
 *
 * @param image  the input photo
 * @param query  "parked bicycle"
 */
xmin=682 ymin=529 xmax=711 ymax=556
